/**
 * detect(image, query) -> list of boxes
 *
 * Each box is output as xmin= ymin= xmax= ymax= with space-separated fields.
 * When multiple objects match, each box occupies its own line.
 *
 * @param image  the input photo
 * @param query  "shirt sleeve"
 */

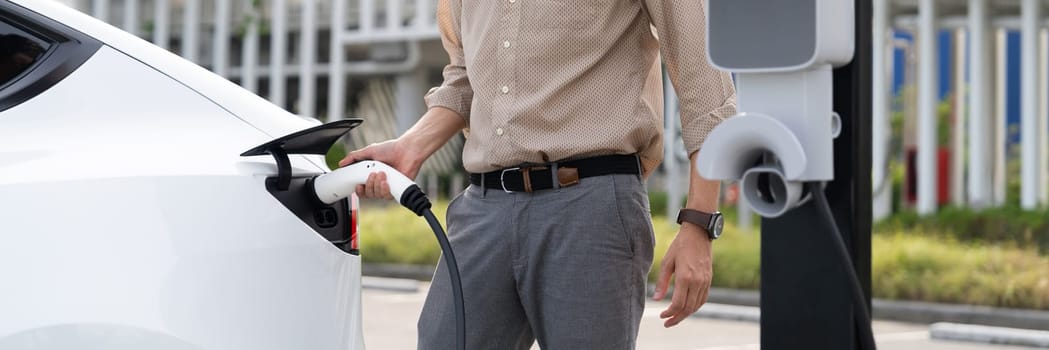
xmin=643 ymin=0 xmax=737 ymax=156
xmin=424 ymin=0 xmax=473 ymax=126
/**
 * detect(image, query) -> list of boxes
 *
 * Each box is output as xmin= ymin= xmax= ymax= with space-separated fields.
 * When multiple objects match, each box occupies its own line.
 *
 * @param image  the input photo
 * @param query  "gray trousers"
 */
xmin=417 ymin=174 xmax=656 ymax=350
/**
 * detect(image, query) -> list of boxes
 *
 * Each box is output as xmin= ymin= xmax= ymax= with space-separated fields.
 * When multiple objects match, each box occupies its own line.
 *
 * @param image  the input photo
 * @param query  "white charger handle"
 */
xmin=312 ymin=161 xmax=416 ymax=205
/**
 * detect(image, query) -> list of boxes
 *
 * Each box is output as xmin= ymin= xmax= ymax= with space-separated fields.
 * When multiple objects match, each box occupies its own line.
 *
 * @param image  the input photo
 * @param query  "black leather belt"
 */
xmin=469 ymin=154 xmax=641 ymax=193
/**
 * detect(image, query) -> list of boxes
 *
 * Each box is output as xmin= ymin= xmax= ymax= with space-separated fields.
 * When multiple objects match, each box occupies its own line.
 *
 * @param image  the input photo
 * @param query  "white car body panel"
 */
xmin=0 ymin=1 xmax=365 ymax=349
xmin=7 ymin=0 xmax=321 ymax=140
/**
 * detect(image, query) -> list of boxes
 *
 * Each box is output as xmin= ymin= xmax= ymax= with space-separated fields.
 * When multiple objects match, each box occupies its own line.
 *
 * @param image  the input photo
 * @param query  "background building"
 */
xmin=877 ymin=0 xmax=1049 ymax=220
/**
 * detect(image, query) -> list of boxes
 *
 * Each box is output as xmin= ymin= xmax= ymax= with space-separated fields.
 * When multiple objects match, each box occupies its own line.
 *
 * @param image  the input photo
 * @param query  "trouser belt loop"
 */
xmin=480 ymin=173 xmax=487 ymax=198
xmin=522 ymin=168 xmax=533 ymax=193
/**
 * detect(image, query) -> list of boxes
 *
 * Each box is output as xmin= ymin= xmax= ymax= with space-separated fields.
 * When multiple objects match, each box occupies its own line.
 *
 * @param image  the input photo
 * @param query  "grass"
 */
xmin=359 ymin=201 xmax=1049 ymax=310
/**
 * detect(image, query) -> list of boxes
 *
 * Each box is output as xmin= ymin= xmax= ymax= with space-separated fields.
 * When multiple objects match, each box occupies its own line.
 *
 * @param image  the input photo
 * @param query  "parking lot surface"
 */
xmin=362 ymin=282 xmax=1036 ymax=349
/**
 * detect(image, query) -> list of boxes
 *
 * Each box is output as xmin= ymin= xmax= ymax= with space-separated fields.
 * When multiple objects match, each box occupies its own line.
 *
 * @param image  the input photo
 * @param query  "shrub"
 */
xmin=877 ymin=205 xmax=1049 ymax=254
xmin=358 ymin=200 xmax=447 ymax=266
xmin=872 ymin=230 xmax=1049 ymax=309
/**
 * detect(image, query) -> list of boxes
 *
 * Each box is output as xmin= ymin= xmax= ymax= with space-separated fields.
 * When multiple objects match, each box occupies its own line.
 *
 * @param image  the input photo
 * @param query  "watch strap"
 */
xmin=676 ymin=209 xmax=713 ymax=228
xmin=677 ymin=209 xmax=720 ymax=240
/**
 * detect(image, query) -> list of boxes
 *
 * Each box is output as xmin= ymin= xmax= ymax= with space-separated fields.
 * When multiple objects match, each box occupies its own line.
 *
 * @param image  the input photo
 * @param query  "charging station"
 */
xmin=699 ymin=0 xmax=873 ymax=348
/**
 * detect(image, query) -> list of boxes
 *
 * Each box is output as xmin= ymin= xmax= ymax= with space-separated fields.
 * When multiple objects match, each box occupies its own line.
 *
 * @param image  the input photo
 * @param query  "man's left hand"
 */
xmin=653 ymin=223 xmax=713 ymax=328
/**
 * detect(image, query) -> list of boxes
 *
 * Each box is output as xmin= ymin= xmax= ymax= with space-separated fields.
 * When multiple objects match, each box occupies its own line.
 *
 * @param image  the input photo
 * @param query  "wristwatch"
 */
xmin=676 ymin=209 xmax=724 ymax=240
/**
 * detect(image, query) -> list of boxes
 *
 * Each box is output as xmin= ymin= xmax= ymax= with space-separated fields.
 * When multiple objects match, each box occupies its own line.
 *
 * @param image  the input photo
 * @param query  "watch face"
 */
xmin=711 ymin=214 xmax=725 ymax=238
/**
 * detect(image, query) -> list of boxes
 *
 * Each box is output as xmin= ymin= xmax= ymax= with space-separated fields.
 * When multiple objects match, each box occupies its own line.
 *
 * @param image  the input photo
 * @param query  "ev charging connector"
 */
xmin=697 ymin=0 xmax=853 ymax=218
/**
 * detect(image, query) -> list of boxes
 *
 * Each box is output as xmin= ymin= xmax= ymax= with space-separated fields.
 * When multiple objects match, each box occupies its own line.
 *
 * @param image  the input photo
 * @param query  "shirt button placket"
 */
xmin=497 ymin=0 xmax=516 ymax=143
xmin=502 ymin=0 xmax=514 ymax=93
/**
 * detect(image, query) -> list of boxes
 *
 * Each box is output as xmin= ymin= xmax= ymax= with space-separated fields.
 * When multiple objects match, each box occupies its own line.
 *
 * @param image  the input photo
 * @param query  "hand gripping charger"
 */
xmin=313 ymin=161 xmax=419 ymax=208
xmin=311 ymin=161 xmax=465 ymax=350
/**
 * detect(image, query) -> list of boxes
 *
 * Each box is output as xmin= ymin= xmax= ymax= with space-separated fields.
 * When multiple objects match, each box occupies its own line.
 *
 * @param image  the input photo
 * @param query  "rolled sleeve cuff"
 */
xmin=682 ymin=96 xmax=737 ymax=156
xmin=425 ymin=86 xmax=472 ymax=125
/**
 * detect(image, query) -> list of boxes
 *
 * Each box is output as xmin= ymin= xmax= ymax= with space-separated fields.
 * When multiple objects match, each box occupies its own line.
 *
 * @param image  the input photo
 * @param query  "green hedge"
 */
xmin=873 ymin=230 xmax=1049 ymax=309
xmin=358 ymin=201 xmax=446 ymax=266
xmin=359 ymin=202 xmax=1049 ymax=310
xmin=877 ymin=206 xmax=1049 ymax=254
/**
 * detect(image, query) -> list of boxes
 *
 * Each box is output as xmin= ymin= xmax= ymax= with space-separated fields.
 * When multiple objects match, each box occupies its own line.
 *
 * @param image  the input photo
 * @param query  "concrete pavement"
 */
xmin=362 ymin=282 xmax=1039 ymax=349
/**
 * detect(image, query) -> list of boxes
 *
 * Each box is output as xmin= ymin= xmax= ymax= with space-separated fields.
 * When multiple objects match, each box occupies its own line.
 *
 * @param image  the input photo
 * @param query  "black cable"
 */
xmin=396 ymin=185 xmax=466 ymax=350
xmin=806 ymin=182 xmax=877 ymax=350
xmin=422 ymin=209 xmax=466 ymax=350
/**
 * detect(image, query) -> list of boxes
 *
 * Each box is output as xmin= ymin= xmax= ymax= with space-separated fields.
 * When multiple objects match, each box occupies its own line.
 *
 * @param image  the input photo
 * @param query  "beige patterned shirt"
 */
xmin=424 ymin=0 xmax=737 ymax=175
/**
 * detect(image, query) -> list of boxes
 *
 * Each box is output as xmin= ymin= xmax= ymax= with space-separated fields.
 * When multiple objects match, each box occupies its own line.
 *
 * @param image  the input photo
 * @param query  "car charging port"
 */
xmin=314 ymin=207 xmax=338 ymax=229
xmin=265 ymin=176 xmax=356 ymax=255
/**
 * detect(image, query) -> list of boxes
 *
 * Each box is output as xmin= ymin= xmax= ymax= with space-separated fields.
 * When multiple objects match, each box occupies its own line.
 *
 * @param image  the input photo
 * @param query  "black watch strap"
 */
xmin=677 ymin=209 xmax=721 ymax=240
xmin=677 ymin=208 xmax=713 ymax=227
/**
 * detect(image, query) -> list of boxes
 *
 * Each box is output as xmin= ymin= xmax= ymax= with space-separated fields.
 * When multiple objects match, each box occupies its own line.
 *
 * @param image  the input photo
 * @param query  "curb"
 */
xmin=362 ymin=263 xmax=435 ymax=281
xmin=361 ymin=276 xmax=420 ymax=293
xmin=703 ymin=287 xmax=1049 ymax=331
xmin=872 ymin=298 xmax=1049 ymax=331
xmin=362 ymin=263 xmax=1049 ymax=330
xmin=692 ymin=303 xmax=761 ymax=323
xmin=930 ymin=322 xmax=1049 ymax=348
xmin=707 ymin=288 xmax=759 ymax=307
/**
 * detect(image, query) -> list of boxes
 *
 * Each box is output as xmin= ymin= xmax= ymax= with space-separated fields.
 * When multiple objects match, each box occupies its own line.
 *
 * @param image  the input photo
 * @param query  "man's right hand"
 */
xmin=338 ymin=139 xmax=423 ymax=200
xmin=336 ymin=106 xmax=468 ymax=201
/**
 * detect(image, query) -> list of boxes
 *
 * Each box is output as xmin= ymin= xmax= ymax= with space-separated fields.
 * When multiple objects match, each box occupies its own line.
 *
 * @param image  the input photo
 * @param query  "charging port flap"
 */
xmin=241 ymin=119 xmax=363 ymax=190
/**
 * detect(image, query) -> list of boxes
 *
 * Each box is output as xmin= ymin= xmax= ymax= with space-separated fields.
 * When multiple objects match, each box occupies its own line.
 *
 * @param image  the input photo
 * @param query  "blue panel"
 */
xmin=889 ymin=31 xmax=952 ymax=106
xmin=1008 ymin=31 xmax=1021 ymax=144
xmin=939 ymin=30 xmax=953 ymax=99
xmin=892 ymin=31 xmax=912 ymax=96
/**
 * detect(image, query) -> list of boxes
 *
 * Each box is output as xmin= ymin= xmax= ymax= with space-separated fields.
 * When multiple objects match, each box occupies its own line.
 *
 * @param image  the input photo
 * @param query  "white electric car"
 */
xmin=0 ymin=0 xmax=367 ymax=348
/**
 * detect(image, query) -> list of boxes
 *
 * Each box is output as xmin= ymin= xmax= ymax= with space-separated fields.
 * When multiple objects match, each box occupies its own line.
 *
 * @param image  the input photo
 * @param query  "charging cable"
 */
xmin=806 ymin=182 xmax=877 ymax=350
xmin=312 ymin=161 xmax=466 ymax=350
xmin=401 ymin=187 xmax=466 ymax=350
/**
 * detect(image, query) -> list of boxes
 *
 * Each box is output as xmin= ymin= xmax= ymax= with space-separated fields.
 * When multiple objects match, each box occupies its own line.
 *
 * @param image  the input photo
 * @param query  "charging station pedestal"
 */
xmin=761 ymin=1 xmax=872 ymax=348
xmin=698 ymin=0 xmax=873 ymax=348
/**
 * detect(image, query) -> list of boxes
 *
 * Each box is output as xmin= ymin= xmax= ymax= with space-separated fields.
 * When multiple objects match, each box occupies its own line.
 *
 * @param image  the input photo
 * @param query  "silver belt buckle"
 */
xmin=500 ymin=167 xmax=520 ymax=193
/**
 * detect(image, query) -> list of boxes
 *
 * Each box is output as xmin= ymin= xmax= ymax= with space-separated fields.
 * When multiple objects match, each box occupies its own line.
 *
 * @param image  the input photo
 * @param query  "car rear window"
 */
xmin=0 ymin=18 xmax=52 ymax=88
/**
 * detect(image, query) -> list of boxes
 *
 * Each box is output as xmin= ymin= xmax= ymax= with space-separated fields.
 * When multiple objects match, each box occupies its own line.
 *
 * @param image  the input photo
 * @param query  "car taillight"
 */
xmin=350 ymin=193 xmax=359 ymax=252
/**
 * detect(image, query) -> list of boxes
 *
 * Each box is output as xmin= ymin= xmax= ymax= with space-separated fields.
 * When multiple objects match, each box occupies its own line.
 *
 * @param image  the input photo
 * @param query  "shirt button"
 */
xmin=496 ymin=128 xmax=505 ymax=136
xmin=503 ymin=41 xmax=511 ymax=48
xmin=501 ymin=86 xmax=509 ymax=94
xmin=509 ymin=0 xmax=516 ymax=3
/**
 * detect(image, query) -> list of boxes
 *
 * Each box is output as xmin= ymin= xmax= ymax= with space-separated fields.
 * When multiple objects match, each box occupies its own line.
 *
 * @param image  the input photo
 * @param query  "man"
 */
xmin=340 ymin=0 xmax=736 ymax=348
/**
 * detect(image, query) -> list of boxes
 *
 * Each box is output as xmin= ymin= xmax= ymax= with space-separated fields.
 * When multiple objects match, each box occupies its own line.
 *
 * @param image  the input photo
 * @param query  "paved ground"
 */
xmin=362 ymin=282 xmax=1038 ymax=349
